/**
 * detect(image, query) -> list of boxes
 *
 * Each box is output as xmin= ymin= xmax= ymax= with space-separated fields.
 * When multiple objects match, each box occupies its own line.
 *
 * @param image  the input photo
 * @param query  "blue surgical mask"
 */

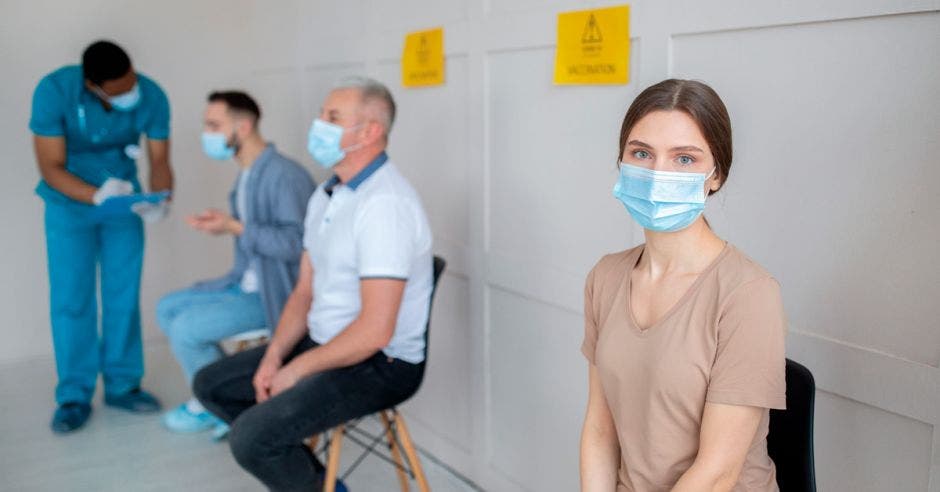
xmin=106 ymin=83 xmax=141 ymax=112
xmin=201 ymin=132 xmax=236 ymax=161
xmin=613 ymin=162 xmax=715 ymax=232
xmin=307 ymin=119 xmax=362 ymax=168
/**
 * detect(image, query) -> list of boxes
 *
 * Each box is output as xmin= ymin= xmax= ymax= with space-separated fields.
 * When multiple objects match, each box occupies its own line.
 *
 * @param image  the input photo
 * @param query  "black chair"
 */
xmin=314 ymin=255 xmax=446 ymax=492
xmin=768 ymin=359 xmax=817 ymax=492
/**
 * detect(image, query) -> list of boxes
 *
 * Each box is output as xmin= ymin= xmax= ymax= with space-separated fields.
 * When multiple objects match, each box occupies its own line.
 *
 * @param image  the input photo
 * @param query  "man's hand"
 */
xmin=186 ymin=208 xmax=243 ymax=235
xmin=253 ymin=353 xmax=283 ymax=403
xmin=269 ymin=362 xmax=304 ymax=398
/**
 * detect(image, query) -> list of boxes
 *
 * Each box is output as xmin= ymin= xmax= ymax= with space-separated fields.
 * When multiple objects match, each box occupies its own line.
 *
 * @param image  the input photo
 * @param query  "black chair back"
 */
xmin=414 ymin=256 xmax=446 ymax=388
xmin=768 ymin=359 xmax=817 ymax=492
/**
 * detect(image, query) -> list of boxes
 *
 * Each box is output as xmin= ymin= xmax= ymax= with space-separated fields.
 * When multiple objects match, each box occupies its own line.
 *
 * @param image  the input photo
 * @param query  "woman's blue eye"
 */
xmin=633 ymin=150 xmax=651 ymax=159
xmin=676 ymin=155 xmax=695 ymax=166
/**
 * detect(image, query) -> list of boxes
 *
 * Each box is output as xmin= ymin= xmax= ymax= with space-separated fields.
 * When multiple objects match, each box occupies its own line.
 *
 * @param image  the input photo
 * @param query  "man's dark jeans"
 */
xmin=193 ymin=337 xmax=424 ymax=491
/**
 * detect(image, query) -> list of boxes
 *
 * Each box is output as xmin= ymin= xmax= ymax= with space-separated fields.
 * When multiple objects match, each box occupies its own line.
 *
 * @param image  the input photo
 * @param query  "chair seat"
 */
xmin=225 ymin=328 xmax=270 ymax=343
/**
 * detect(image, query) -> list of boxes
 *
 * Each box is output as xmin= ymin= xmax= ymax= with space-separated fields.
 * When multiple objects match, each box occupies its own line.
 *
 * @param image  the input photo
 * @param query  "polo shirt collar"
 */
xmin=324 ymin=151 xmax=388 ymax=195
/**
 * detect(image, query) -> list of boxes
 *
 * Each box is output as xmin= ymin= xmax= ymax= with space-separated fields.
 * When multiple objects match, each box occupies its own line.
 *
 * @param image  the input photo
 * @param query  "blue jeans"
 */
xmin=45 ymin=200 xmax=144 ymax=404
xmin=157 ymin=285 xmax=267 ymax=386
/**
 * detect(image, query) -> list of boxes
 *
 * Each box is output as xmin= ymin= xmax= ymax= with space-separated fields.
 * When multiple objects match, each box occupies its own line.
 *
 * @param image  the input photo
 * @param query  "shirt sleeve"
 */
xmin=354 ymin=194 xmax=418 ymax=280
xmin=144 ymin=82 xmax=170 ymax=140
xmin=706 ymin=276 xmax=787 ymax=410
xmin=581 ymin=265 xmax=599 ymax=364
xmin=29 ymin=75 xmax=66 ymax=137
xmin=302 ymin=192 xmax=320 ymax=253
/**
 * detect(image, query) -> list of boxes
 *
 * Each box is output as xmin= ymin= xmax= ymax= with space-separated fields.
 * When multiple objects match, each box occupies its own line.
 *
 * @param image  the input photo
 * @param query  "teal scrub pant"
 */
xmin=44 ymin=200 xmax=145 ymax=405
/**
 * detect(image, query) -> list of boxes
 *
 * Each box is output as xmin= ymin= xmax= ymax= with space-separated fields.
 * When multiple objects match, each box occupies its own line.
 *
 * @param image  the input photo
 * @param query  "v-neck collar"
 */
xmin=624 ymin=242 xmax=730 ymax=335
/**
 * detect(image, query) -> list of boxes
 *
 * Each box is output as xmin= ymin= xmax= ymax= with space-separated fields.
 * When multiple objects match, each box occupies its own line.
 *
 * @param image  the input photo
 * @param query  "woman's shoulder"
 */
xmin=714 ymin=243 xmax=780 ymax=295
xmin=587 ymin=245 xmax=643 ymax=284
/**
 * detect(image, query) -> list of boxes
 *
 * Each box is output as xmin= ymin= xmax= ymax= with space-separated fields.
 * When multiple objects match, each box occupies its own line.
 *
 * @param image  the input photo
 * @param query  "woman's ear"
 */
xmin=706 ymin=172 xmax=722 ymax=196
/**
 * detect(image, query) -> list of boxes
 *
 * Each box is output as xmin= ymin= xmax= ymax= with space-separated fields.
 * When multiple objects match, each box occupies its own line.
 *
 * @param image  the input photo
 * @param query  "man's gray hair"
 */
xmin=334 ymin=76 xmax=396 ymax=135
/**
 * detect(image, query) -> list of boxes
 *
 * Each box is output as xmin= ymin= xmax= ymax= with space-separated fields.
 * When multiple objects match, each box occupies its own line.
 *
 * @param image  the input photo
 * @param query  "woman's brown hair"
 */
xmin=618 ymin=79 xmax=732 ymax=194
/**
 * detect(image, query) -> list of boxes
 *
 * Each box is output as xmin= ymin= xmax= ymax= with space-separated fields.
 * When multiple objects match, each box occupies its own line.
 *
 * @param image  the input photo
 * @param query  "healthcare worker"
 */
xmin=30 ymin=40 xmax=173 ymax=433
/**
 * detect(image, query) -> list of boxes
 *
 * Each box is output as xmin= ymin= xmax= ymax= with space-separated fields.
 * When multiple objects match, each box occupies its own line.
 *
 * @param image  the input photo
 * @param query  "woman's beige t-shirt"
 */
xmin=582 ymin=244 xmax=787 ymax=492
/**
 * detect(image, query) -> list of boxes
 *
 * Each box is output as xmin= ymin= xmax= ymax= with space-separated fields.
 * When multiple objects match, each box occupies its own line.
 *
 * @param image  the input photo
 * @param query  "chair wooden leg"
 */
xmin=381 ymin=411 xmax=411 ymax=492
xmin=392 ymin=411 xmax=430 ymax=492
xmin=324 ymin=425 xmax=345 ymax=492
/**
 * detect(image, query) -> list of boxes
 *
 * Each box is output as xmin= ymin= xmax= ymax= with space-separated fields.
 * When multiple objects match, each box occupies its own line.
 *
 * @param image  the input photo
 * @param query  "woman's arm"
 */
xmin=581 ymin=365 xmax=620 ymax=491
xmin=671 ymin=402 xmax=764 ymax=491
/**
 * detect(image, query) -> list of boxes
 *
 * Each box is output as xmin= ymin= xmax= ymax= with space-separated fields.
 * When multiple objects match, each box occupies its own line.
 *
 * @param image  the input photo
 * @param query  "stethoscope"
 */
xmin=76 ymin=94 xmax=141 ymax=161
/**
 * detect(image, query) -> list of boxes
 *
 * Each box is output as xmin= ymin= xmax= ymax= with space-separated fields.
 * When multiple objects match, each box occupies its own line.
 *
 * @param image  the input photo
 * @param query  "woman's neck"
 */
xmin=639 ymin=217 xmax=726 ymax=277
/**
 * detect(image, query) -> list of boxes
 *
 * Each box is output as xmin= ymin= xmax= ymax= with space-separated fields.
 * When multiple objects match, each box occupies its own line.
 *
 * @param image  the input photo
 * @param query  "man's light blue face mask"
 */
xmin=613 ymin=162 xmax=716 ymax=232
xmin=306 ymin=118 xmax=364 ymax=169
xmin=100 ymin=83 xmax=142 ymax=112
xmin=201 ymin=132 xmax=236 ymax=161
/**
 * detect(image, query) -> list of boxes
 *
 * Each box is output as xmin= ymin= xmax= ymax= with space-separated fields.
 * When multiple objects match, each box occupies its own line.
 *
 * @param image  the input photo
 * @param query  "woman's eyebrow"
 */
xmin=670 ymin=145 xmax=705 ymax=153
xmin=626 ymin=140 xmax=653 ymax=149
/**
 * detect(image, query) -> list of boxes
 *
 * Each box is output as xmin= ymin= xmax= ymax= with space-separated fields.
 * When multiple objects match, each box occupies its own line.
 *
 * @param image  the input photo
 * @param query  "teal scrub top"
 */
xmin=29 ymin=65 xmax=170 ymax=204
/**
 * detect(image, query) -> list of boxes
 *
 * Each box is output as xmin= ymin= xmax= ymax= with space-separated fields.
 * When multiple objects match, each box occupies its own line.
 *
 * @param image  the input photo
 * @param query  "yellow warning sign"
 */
xmin=402 ymin=27 xmax=445 ymax=88
xmin=553 ymin=5 xmax=630 ymax=85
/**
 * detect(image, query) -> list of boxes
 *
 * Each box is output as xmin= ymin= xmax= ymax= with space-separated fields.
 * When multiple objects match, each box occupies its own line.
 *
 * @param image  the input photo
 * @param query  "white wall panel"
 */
xmin=487 ymin=47 xmax=637 ymax=278
xmin=402 ymin=275 xmax=474 ymax=452
xmin=245 ymin=69 xmax=313 ymax=178
xmin=672 ymin=11 xmax=940 ymax=367
xmin=370 ymin=0 xmax=470 ymax=30
xmin=488 ymin=287 xmax=586 ymax=492
xmin=815 ymin=391 xmax=933 ymax=492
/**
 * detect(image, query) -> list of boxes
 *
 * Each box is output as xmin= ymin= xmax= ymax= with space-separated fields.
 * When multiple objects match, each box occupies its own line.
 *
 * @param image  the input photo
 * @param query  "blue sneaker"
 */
xmin=105 ymin=388 xmax=161 ymax=413
xmin=163 ymin=403 xmax=223 ymax=433
xmin=50 ymin=402 xmax=92 ymax=434
xmin=211 ymin=422 xmax=230 ymax=441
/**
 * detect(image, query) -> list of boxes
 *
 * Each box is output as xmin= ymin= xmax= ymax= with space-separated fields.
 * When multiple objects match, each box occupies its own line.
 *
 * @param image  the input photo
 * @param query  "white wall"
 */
xmin=2 ymin=1 xmax=938 ymax=491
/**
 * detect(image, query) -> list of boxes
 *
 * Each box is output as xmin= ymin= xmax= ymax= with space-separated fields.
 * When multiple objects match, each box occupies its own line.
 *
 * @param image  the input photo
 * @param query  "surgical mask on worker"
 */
xmin=104 ymin=83 xmax=141 ymax=112
xmin=306 ymin=119 xmax=363 ymax=169
xmin=613 ymin=162 xmax=716 ymax=232
xmin=201 ymin=132 xmax=236 ymax=160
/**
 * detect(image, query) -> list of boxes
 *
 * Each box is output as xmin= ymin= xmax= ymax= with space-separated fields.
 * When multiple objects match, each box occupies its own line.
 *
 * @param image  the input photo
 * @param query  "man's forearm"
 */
xmin=288 ymin=320 xmax=388 ymax=377
xmin=149 ymin=159 xmax=173 ymax=192
xmin=43 ymin=166 xmax=97 ymax=204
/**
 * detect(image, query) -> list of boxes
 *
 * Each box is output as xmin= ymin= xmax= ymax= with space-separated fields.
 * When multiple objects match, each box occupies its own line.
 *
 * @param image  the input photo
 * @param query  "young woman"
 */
xmin=580 ymin=79 xmax=787 ymax=491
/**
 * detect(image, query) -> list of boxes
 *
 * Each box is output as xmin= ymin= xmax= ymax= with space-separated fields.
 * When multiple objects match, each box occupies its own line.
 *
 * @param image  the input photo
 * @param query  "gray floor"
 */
xmin=0 ymin=342 xmax=477 ymax=492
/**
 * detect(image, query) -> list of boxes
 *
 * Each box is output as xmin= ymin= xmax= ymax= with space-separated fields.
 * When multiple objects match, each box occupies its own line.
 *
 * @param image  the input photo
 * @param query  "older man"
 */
xmin=194 ymin=77 xmax=433 ymax=491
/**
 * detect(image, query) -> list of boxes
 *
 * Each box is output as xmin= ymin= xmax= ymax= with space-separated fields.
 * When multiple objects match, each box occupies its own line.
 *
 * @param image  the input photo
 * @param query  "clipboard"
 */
xmin=93 ymin=191 xmax=170 ymax=220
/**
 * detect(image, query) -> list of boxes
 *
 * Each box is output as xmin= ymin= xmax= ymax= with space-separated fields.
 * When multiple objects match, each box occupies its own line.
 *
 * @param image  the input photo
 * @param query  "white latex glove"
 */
xmin=131 ymin=201 xmax=169 ymax=224
xmin=93 ymin=178 xmax=133 ymax=205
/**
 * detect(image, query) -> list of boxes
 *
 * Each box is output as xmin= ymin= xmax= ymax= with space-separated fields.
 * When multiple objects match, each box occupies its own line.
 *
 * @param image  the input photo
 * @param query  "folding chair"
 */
xmin=311 ymin=255 xmax=446 ymax=492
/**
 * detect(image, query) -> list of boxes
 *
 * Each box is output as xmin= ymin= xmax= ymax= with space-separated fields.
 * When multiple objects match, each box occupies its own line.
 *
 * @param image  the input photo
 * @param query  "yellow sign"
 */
xmin=553 ymin=5 xmax=630 ymax=85
xmin=402 ymin=27 xmax=445 ymax=87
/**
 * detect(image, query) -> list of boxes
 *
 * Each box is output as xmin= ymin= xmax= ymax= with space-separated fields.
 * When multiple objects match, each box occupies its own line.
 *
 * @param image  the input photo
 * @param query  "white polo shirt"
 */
xmin=302 ymin=153 xmax=433 ymax=363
